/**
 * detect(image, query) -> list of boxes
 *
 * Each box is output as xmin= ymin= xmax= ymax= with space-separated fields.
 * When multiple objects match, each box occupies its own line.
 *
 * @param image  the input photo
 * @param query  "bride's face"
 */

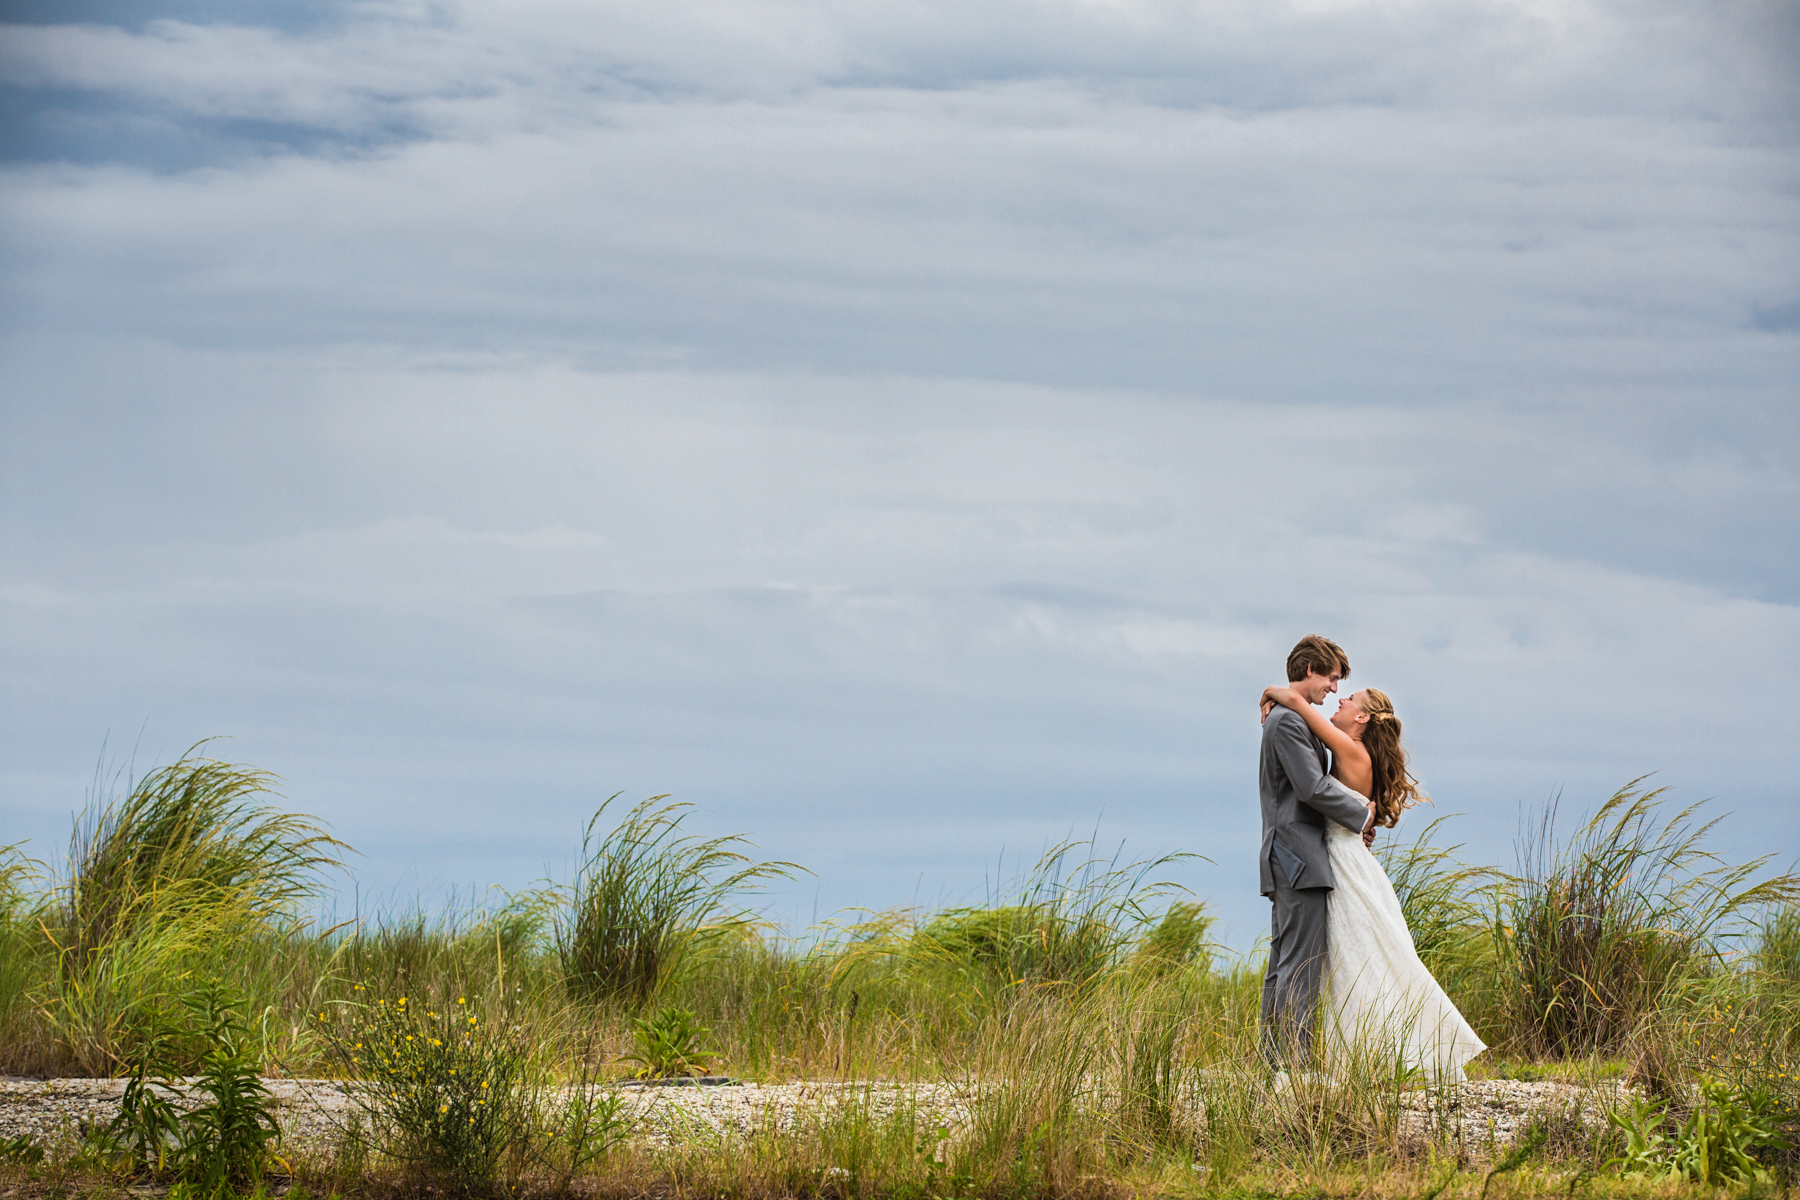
xmin=1331 ymin=691 xmax=1369 ymax=735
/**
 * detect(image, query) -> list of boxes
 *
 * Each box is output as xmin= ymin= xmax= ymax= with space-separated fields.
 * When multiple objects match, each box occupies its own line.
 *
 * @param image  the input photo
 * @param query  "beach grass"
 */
xmin=0 ymin=753 xmax=1796 ymax=1197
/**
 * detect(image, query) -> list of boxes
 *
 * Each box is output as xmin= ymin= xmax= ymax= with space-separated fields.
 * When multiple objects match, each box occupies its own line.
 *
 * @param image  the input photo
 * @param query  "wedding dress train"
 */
xmin=1323 ymin=818 xmax=1486 ymax=1081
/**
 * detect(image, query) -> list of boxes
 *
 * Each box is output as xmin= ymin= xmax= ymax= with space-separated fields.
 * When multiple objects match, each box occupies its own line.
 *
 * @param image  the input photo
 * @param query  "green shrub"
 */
xmin=1636 ymin=979 xmax=1800 ymax=1157
xmin=33 ymin=748 xmax=345 ymax=1075
xmin=318 ymin=980 xmax=636 ymax=1190
xmin=557 ymin=794 xmax=800 ymax=1007
xmin=1494 ymin=781 xmax=1798 ymax=1057
xmin=1758 ymin=905 xmax=1800 ymax=985
xmin=178 ymin=981 xmax=287 ymax=1192
xmin=63 ymin=748 xmax=342 ymax=967
xmin=0 ymin=844 xmax=50 ymax=1072
xmin=1608 ymin=1093 xmax=1675 ymax=1177
xmin=106 ymin=998 xmax=186 ymax=1175
xmin=1376 ymin=817 xmax=1491 ymax=966
xmin=321 ymin=987 xmax=535 ymax=1190
xmin=1131 ymin=901 xmax=1215 ymax=974
xmin=916 ymin=904 xmax=1115 ymax=986
xmin=909 ymin=840 xmax=1194 ymax=993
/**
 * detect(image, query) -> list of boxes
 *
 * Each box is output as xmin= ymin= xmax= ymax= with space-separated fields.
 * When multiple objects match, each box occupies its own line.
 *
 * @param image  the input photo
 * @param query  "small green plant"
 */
xmin=177 ymin=980 xmax=285 ymax=1193
xmin=899 ymin=1126 xmax=972 ymax=1200
xmin=1481 ymin=1122 xmax=1548 ymax=1199
xmin=542 ymin=1085 xmax=630 ymax=1186
xmin=0 ymin=1133 xmax=44 ymax=1165
xmin=100 ymin=980 xmax=283 ymax=1190
xmin=623 ymin=1004 xmax=720 ymax=1078
xmin=1607 ymin=1093 xmax=1673 ymax=1176
xmin=1609 ymin=1080 xmax=1791 ymax=1184
xmin=1670 ymin=1083 xmax=1784 ymax=1183
xmin=106 ymin=998 xmax=187 ymax=1174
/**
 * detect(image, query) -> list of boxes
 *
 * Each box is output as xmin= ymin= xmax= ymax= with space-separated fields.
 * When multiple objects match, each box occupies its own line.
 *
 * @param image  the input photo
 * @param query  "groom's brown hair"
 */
xmin=1286 ymin=635 xmax=1350 ymax=683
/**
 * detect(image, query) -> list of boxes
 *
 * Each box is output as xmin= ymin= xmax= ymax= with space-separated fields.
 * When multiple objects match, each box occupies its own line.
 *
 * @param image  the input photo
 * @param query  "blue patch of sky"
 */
xmin=1490 ymin=494 xmax=1800 ymax=607
xmin=0 ymin=76 xmax=669 ymax=173
xmin=1753 ymin=300 xmax=1800 ymax=332
xmin=0 ymin=83 xmax=412 ymax=167
xmin=0 ymin=0 xmax=343 ymax=33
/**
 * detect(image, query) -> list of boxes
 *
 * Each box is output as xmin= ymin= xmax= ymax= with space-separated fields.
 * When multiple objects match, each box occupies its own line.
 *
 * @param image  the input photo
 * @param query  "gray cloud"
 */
xmin=1 ymin=0 xmax=1795 ymax=945
xmin=4 ymin=366 xmax=1795 ymax=941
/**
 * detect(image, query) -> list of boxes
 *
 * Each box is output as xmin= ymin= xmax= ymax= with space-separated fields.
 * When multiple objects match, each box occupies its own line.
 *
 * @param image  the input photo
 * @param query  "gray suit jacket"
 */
xmin=1258 ymin=706 xmax=1371 ymax=895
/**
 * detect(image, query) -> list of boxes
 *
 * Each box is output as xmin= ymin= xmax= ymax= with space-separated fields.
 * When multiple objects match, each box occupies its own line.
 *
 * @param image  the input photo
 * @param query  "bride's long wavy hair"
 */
xmin=1361 ymin=688 xmax=1427 ymax=828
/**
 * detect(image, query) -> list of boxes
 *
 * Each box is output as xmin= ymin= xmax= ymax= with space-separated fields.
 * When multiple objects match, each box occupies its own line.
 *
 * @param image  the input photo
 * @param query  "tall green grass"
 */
xmin=62 ymin=752 xmax=341 ymax=965
xmin=1757 ymin=903 xmax=1800 ymax=985
xmin=1374 ymin=816 xmax=1497 ymax=1010
xmin=14 ymin=747 xmax=346 ymax=1075
xmin=1491 ymin=780 xmax=1798 ymax=1059
xmin=6 ymin=753 xmax=1800 ymax=1196
xmin=0 ymin=843 xmax=50 ymax=1068
xmin=906 ymin=839 xmax=1198 ymax=995
xmin=557 ymin=793 xmax=801 ymax=1007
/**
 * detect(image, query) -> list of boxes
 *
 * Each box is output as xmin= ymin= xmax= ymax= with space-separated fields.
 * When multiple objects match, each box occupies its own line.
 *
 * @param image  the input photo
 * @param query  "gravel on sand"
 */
xmin=0 ymin=1075 xmax=1620 ymax=1160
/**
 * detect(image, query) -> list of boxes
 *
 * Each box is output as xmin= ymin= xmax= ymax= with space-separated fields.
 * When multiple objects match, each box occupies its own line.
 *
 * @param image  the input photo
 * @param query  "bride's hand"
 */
xmin=1259 ymin=685 xmax=1297 ymax=725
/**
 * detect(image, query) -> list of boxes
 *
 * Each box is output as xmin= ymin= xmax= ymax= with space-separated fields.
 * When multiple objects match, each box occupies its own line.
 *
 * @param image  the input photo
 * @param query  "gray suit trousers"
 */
xmin=1260 ymin=882 xmax=1329 ymax=1067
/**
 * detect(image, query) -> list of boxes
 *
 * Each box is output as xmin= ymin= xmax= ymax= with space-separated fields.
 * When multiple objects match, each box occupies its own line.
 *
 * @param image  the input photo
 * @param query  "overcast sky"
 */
xmin=2 ymin=0 xmax=1796 ymax=949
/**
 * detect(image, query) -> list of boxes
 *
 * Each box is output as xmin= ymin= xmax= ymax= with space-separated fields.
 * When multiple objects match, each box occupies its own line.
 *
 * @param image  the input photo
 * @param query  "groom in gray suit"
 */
xmin=1259 ymin=634 xmax=1376 ymax=1068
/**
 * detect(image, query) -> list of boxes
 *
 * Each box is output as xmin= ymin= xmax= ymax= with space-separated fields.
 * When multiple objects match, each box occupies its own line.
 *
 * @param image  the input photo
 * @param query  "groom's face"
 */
xmin=1295 ymin=669 xmax=1341 ymax=705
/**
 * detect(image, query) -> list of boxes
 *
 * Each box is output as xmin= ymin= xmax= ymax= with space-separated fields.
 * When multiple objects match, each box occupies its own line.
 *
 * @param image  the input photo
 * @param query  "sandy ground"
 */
xmin=0 ymin=1074 xmax=1619 ymax=1161
xmin=0 ymin=1076 xmax=975 ymax=1159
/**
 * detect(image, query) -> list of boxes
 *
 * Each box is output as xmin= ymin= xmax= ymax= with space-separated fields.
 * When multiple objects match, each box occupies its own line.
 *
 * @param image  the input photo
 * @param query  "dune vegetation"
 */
xmin=0 ymin=746 xmax=1796 ymax=1198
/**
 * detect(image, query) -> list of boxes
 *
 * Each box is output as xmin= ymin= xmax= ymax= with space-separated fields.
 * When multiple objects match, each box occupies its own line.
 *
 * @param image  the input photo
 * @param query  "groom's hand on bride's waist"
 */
xmin=1361 ymin=806 xmax=1378 ymax=848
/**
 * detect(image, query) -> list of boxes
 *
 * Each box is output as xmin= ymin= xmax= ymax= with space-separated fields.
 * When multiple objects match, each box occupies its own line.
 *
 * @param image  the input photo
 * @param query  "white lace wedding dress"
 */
xmin=1324 ymin=819 xmax=1486 ymax=1081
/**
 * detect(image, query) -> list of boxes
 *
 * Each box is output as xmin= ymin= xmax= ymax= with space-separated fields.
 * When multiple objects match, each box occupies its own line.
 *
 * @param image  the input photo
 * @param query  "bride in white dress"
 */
xmin=1260 ymin=684 xmax=1486 ymax=1081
